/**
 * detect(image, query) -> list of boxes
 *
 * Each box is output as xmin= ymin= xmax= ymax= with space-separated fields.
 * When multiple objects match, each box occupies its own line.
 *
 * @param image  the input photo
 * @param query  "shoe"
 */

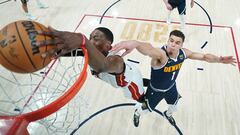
xmin=133 ymin=109 xmax=140 ymax=127
xmin=163 ymin=111 xmax=176 ymax=126
xmin=37 ymin=2 xmax=48 ymax=9
xmin=26 ymin=14 xmax=38 ymax=20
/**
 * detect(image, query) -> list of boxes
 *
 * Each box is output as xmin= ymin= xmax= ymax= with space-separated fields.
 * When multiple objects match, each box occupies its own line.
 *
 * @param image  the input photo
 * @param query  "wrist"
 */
xmin=219 ymin=56 xmax=223 ymax=63
xmin=80 ymin=34 xmax=86 ymax=48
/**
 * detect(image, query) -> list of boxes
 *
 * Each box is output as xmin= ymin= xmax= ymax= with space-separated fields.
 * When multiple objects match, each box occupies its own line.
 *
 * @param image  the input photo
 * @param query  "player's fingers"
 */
xmin=231 ymin=63 xmax=236 ymax=66
xmin=36 ymin=38 xmax=63 ymax=47
xmin=54 ymin=49 xmax=69 ymax=58
xmin=121 ymin=50 xmax=131 ymax=57
xmin=232 ymin=57 xmax=237 ymax=62
xmin=121 ymin=51 xmax=128 ymax=57
xmin=41 ymin=52 xmax=48 ymax=58
xmin=111 ymin=44 xmax=123 ymax=52
xmin=37 ymin=26 xmax=62 ymax=38
xmin=41 ymin=49 xmax=57 ymax=58
xmin=48 ymin=26 xmax=64 ymax=37
xmin=38 ymin=30 xmax=50 ymax=36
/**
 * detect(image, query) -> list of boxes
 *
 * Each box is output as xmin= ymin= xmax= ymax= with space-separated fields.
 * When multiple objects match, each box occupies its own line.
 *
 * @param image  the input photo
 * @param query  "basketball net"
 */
xmin=0 ymin=48 xmax=88 ymax=135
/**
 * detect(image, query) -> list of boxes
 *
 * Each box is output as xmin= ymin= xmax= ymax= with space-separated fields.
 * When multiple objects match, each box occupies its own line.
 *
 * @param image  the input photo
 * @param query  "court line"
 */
xmin=201 ymin=41 xmax=208 ymax=49
xmin=194 ymin=1 xmax=212 ymax=33
xmin=75 ymin=14 xmax=240 ymax=72
xmin=70 ymin=103 xmax=183 ymax=135
xmin=99 ymin=0 xmax=121 ymax=24
xmin=127 ymin=59 xmax=140 ymax=64
xmin=74 ymin=14 xmax=87 ymax=32
xmin=230 ymin=27 xmax=240 ymax=71
xmin=84 ymin=14 xmax=231 ymax=28
xmin=0 ymin=0 xmax=11 ymax=5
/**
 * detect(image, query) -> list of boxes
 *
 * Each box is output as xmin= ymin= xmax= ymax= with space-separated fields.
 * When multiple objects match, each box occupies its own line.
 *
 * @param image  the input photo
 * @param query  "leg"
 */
xmin=177 ymin=0 xmax=186 ymax=29
xmin=164 ymin=84 xmax=181 ymax=125
xmin=167 ymin=0 xmax=178 ymax=24
xmin=21 ymin=0 xmax=37 ymax=20
xmin=166 ymin=10 xmax=172 ymax=24
xmin=133 ymin=86 xmax=164 ymax=127
xmin=179 ymin=14 xmax=185 ymax=29
xmin=143 ymin=78 xmax=150 ymax=87
xmin=21 ymin=0 xmax=28 ymax=13
xmin=144 ymin=86 xmax=165 ymax=111
xmin=133 ymin=102 xmax=148 ymax=127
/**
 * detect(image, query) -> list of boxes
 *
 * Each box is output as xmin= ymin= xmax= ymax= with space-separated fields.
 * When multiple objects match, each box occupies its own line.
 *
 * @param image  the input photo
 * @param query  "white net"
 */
xmin=0 ymin=49 xmax=89 ymax=135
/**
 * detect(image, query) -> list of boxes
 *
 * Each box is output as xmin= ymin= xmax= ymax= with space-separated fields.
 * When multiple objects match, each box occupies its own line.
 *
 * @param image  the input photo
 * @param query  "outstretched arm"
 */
xmin=37 ymin=27 xmax=124 ymax=74
xmin=183 ymin=48 xmax=237 ymax=65
xmin=112 ymin=40 xmax=165 ymax=59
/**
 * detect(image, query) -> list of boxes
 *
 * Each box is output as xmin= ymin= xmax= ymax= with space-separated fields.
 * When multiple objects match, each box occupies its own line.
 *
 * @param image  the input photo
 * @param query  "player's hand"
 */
xmin=166 ymin=3 xmax=173 ymax=10
xmin=37 ymin=27 xmax=84 ymax=58
xmin=219 ymin=56 xmax=237 ymax=66
xmin=111 ymin=40 xmax=139 ymax=57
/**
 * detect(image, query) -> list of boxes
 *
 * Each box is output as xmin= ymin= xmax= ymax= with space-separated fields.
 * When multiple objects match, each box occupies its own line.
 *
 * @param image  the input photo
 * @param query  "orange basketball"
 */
xmin=0 ymin=20 xmax=56 ymax=73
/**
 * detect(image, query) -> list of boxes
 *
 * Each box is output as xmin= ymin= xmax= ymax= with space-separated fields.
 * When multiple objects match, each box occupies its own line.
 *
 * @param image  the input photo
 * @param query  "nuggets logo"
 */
xmin=179 ymin=54 xmax=184 ymax=60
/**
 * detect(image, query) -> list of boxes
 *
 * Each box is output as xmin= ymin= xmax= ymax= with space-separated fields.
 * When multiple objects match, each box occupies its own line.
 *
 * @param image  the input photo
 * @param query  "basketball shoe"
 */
xmin=36 ymin=0 xmax=48 ymax=9
xmin=26 ymin=13 xmax=37 ymax=20
xmin=133 ymin=109 xmax=140 ymax=127
xmin=163 ymin=111 xmax=176 ymax=126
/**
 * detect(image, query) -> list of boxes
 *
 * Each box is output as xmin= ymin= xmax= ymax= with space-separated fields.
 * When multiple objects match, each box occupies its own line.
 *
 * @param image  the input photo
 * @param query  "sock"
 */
xmin=167 ymin=11 xmax=171 ymax=24
xmin=135 ymin=102 xmax=149 ymax=116
xmin=179 ymin=15 xmax=185 ymax=28
xmin=166 ymin=104 xmax=177 ymax=116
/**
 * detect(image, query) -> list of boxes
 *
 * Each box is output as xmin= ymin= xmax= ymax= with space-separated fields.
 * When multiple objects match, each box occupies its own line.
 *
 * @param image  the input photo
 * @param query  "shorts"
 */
xmin=144 ymin=83 xmax=181 ymax=111
xmin=168 ymin=0 xmax=186 ymax=15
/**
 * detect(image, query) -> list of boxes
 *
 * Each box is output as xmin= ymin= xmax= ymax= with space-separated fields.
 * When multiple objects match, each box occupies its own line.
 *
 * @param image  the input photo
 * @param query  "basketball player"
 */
xmin=111 ymin=30 xmax=236 ymax=127
xmin=15 ymin=0 xmax=48 ymax=20
xmin=37 ymin=27 xmax=146 ymax=103
xmin=163 ymin=0 xmax=194 ymax=29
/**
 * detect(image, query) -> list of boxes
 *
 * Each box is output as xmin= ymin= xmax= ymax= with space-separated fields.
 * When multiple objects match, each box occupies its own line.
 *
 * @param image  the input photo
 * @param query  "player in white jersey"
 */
xmin=38 ymin=27 xmax=145 ymax=102
xmin=91 ymin=59 xmax=144 ymax=100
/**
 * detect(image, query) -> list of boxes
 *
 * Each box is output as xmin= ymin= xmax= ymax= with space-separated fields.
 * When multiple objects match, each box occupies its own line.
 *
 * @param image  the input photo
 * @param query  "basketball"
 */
xmin=0 ymin=20 xmax=56 ymax=73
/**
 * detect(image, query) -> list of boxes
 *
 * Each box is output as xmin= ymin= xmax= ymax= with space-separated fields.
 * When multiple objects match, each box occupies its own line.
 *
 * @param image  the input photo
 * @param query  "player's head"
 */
xmin=167 ymin=30 xmax=185 ymax=52
xmin=90 ymin=27 xmax=114 ymax=56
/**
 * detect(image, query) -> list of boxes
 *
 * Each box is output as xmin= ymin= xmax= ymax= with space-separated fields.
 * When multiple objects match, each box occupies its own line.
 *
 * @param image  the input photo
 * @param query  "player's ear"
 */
xmin=106 ymin=40 xmax=111 ymax=45
xmin=106 ymin=41 xmax=112 ymax=50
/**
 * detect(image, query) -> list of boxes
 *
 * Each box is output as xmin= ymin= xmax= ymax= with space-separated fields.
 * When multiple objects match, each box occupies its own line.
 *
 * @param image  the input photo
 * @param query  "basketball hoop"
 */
xmin=0 ymin=48 xmax=88 ymax=135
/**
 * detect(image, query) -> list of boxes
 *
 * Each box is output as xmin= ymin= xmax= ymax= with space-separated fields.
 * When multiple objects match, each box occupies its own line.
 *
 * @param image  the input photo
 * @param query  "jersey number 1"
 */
xmin=171 ymin=72 xmax=176 ymax=80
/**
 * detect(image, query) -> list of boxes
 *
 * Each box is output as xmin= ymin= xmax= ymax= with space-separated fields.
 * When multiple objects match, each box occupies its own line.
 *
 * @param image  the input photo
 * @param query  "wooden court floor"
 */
xmin=0 ymin=0 xmax=240 ymax=135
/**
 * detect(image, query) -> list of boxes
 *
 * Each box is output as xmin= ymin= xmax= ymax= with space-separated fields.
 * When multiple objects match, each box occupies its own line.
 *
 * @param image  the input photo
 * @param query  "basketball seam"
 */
xmin=0 ymin=51 xmax=28 ymax=72
xmin=15 ymin=22 xmax=37 ymax=71
xmin=34 ymin=23 xmax=47 ymax=67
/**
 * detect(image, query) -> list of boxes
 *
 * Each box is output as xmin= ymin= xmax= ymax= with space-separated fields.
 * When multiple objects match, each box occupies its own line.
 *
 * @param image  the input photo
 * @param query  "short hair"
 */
xmin=169 ymin=30 xmax=185 ymax=42
xmin=95 ymin=27 xmax=114 ymax=43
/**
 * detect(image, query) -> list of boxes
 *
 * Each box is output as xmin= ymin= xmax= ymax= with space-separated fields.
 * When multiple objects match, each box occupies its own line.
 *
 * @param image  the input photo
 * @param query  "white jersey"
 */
xmin=91 ymin=60 xmax=145 ymax=101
